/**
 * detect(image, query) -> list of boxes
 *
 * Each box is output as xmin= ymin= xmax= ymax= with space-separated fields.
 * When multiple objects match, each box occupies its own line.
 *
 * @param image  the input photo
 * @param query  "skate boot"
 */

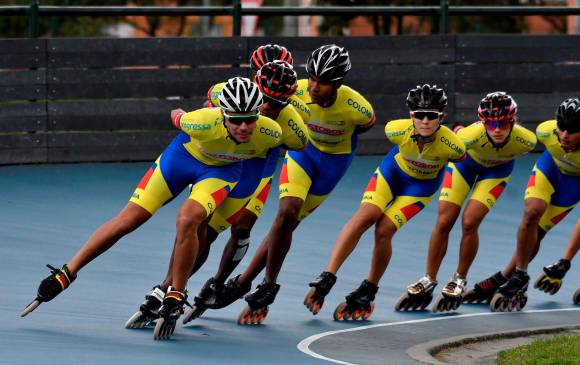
xmin=125 ymin=285 xmax=165 ymax=329
xmin=21 ymin=264 xmax=76 ymax=317
xmin=490 ymin=269 xmax=529 ymax=312
xmin=394 ymin=275 xmax=437 ymax=311
xmin=333 ymin=280 xmax=378 ymax=321
xmin=432 ymin=273 xmax=467 ymax=313
xmin=304 ymin=271 xmax=337 ymax=315
xmin=153 ymin=287 xmax=189 ymax=340
xmin=237 ymin=280 xmax=280 ymax=325
xmin=212 ymin=274 xmax=252 ymax=310
xmin=463 ymin=271 xmax=507 ymax=304
xmin=574 ymin=288 xmax=580 ymax=305
xmin=533 ymin=259 xmax=571 ymax=295
xmin=182 ymin=277 xmax=223 ymax=324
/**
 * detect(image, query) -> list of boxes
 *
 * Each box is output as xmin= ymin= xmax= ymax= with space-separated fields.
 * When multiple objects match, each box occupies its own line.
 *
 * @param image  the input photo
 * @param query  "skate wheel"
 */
xmin=237 ymin=307 xmax=252 ymax=325
xmin=361 ymin=303 xmax=374 ymax=320
xmin=182 ymin=305 xmax=206 ymax=324
xmin=20 ymin=299 xmax=41 ymax=317
xmin=304 ymin=288 xmax=323 ymax=315
xmin=515 ymin=293 xmax=528 ymax=311
xmin=432 ymin=295 xmax=444 ymax=313
xmin=333 ymin=303 xmax=347 ymax=321
xmin=573 ymin=288 xmax=580 ymax=304
xmin=490 ymin=294 xmax=505 ymax=312
xmin=153 ymin=317 xmax=176 ymax=340
xmin=533 ymin=273 xmax=546 ymax=289
xmin=394 ymin=294 xmax=410 ymax=311
xmin=352 ymin=309 xmax=362 ymax=320
xmin=125 ymin=310 xmax=153 ymax=329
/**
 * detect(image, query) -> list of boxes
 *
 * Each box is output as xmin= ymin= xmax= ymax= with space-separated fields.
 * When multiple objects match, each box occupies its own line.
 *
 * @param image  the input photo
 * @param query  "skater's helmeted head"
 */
xmin=306 ymin=44 xmax=350 ymax=106
xmin=478 ymin=91 xmax=517 ymax=145
xmin=250 ymin=44 xmax=293 ymax=73
xmin=218 ymin=77 xmax=263 ymax=143
xmin=555 ymin=97 xmax=580 ymax=151
xmin=406 ymin=84 xmax=447 ymax=140
xmin=254 ymin=60 xmax=298 ymax=117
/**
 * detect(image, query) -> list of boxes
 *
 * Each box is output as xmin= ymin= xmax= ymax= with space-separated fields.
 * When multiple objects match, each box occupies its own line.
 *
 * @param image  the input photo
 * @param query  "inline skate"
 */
xmin=304 ymin=271 xmax=337 ymax=315
xmin=394 ymin=275 xmax=437 ymax=311
xmin=333 ymin=280 xmax=378 ymax=321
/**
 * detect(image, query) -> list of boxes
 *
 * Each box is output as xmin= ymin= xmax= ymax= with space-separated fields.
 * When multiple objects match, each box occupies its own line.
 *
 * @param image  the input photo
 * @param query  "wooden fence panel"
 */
xmin=47 ymin=38 xmax=247 ymax=68
xmin=47 ymin=98 xmax=206 ymax=131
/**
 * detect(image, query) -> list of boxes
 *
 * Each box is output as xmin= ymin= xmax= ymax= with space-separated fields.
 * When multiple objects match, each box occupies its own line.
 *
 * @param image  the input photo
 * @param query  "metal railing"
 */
xmin=2 ymin=0 xmax=580 ymax=37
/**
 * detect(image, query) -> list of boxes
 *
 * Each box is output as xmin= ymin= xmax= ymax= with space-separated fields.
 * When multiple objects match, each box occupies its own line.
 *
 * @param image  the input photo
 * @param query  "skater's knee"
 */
xmin=275 ymin=204 xmax=300 ymax=228
xmin=374 ymin=221 xmax=396 ymax=244
xmin=176 ymin=209 xmax=206 ymax=233
xmin=231 ymin=224 xmax=252 ymax=240
xmin=461 ymin=216 xmax=481 ymax=235
xmin=522 ymin=202 xmax=545 ymax=226
xmin=435 ymin=216 xmax=455 ymax=235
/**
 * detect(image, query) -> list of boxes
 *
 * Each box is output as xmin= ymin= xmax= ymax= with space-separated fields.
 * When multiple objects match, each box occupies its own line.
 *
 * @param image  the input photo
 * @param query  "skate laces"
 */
xmin=147 ymin=286 xmax=166 ymax=303
xmin=409 ymin=275 xmax=436 ymax=294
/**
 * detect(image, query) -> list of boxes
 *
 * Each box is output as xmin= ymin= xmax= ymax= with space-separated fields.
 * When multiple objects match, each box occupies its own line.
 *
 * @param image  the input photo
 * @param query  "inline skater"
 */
xmin=216 ymin=44 xmax=376 ymax=325
xmin=399 ymin=92 xmax=536 ymax=313
xmin=464 ymin=98 xmax=580 ymax=312
xmin=22 ymin=77 xmax=281 ymax=341
xmin=304 ymin=84 xmax=466 ymax=320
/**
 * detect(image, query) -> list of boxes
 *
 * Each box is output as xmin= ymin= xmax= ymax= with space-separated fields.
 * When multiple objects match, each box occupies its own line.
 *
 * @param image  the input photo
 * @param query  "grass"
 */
xmin=497 ymin=333 xmax=580 ymax=365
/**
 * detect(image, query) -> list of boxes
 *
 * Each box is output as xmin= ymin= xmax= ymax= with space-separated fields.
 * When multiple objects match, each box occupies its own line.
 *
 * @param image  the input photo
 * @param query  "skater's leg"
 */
xmin=515 ymin=198 xmax=547 ymax=271
xmin=456 ymin=200 xmax=490 ymax=276
xmin=171 ymin=199 xmax=208 ymax=291
xmin=215 ymin=209 xmax=258 ymax=283
xmin=367 ymin=215 xmax=397 ymax=285
xmin=426 ymin=201 xmax=461 ymax=279
xmin=325 ymin=203 xmax=384 ymax=275
xmin=159 ymin=218 xmax=211 ymax=290
xmin=264 ymin=196 xmax=303 ymax=283
xmin=563 ymin=219 xmax=580 ymax=261
xmin=68 ymin=202 xmax=151 ymax=275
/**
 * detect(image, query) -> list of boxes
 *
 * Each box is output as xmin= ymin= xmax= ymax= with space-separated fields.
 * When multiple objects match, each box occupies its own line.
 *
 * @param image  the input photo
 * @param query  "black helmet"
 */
xmin=478 ymin=92 xmax=517 ymax=122
xmin=218 ymin=77 xmax=263 ymax=115
xmin=556 ymin=98 xmax=580 ymax=134
xmin=406 ymin=84 xmax=447 ymax=111
xmin=306 ymin=44 xmax=351 ymax=82
xmin=255 ymin=60 xmax=298 ymax=102
xmin=250 ymin=44 xmax=293 ymax=72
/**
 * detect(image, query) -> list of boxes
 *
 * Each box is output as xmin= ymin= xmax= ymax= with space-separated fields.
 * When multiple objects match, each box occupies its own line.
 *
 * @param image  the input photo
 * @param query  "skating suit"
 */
xmin=525 ymin=120 xmax=580 ymax=232
xmin=362 ymin=119 xmax=466 ymax=230
xmin=279 ymin=79 xmax=376 ymax=221
xmin=440 ymin=122 xmax=537 ymax=210
xmin=130 ymin=108 xmax=282 ymax=216
xmin=208 ymin=102 xmax=309 ymax=233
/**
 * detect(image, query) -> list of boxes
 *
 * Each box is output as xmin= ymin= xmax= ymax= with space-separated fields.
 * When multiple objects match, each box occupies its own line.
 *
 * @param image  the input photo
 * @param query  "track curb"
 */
xmin=407 ymin=324 xmax=580 ymax=365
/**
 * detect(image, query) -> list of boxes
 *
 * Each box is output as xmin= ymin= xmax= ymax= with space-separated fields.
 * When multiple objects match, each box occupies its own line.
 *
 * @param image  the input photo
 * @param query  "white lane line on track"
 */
xmin=297 ymin=307 xmax=580 ymax=365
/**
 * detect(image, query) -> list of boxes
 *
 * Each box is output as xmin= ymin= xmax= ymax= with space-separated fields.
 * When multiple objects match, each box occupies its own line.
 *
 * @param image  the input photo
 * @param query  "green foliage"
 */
xmin=498 ymin=334 xmax=580 ymax=365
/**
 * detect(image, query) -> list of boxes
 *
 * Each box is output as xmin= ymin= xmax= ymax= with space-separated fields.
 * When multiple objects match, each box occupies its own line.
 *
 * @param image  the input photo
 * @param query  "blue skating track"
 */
xmin=1 ymin=154 xmax=578 ymax=365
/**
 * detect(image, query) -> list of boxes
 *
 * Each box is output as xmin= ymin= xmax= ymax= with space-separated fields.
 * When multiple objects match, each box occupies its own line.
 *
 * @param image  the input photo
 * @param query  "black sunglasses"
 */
xmin=263 ymin=95 xmax=288 ymax=108
xmin=411 ymin=111 xmax=442 ymax=120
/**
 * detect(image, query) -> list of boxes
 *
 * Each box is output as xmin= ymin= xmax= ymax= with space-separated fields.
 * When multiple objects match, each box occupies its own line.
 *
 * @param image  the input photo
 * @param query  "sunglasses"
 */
xmin=484 ymin=120 xmax=511 ymax=131
xmin=224 ymin=112 xmax=259 ymax=126
xmin=263 ymin=95 xmax=288 ymax=108
xmin=411 ymin=111 xmax=442 ymax=120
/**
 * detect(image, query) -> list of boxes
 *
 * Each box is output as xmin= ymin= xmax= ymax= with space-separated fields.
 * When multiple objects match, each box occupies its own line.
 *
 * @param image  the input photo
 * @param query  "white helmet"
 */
xmin=218 ymin=77 xmax=263 ymax=115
